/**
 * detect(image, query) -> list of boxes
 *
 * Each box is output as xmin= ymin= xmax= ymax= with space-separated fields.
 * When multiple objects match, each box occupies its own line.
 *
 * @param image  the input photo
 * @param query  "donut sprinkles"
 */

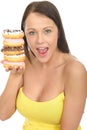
xmin=1 ymin=29 xmax=25 ymax=69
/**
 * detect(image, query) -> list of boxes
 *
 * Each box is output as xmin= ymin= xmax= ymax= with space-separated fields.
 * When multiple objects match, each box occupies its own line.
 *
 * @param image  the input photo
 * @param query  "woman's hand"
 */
xmin=7 ymin=65 xmax=25 ymax=74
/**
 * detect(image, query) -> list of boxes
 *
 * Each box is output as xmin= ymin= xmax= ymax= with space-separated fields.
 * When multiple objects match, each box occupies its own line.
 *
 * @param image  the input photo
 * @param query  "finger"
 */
xmin=11 ymin=65 xmax=25 ymax=74
xmin=5 ymin=66 xmax=12 ymax=72
xmin=17 ymin=66 xmax=25 ymax=73
xmin=11 ymin=66 xmax=19 ymax=73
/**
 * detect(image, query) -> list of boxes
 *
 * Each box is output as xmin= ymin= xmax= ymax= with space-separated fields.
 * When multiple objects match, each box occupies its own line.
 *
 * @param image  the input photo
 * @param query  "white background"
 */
xmin=0 ymin=0 xmax=87 ymax=130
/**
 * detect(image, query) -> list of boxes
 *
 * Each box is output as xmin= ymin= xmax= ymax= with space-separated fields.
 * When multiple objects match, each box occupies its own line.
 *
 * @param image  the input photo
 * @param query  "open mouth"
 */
xmin=36 ymin=47 xmax=48 ymax=56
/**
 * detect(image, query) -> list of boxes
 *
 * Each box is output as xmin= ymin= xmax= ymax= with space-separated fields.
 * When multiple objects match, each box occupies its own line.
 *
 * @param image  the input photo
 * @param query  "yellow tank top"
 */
xmin=16 ymin=87 xmax=81 ymax=130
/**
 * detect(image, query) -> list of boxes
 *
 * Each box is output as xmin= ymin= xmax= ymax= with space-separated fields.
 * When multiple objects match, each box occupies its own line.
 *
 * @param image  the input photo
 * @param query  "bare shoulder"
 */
xmin=65 ymin=56 xmax=87 ymax=77
xmin=64 ymin=56 xmax=87 ymax=97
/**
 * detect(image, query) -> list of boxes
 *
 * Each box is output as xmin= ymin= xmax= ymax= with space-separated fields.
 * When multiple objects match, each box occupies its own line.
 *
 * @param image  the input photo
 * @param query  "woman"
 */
xmin=0 ymin=1 xmax=87 ymax=130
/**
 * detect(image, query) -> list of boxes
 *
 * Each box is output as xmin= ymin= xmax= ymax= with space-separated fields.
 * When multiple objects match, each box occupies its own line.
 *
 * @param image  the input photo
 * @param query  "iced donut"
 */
xmin=4 ymin=53 xmax=25 ymax=62
xmin=3 ymin=38 xmax=24 ymax=47
xmin=1 ymin=29 xmax=25 ymax=69
xmin=3 ymin=61 xmax=25 ymax=70
xmin=2 ymin=29 xmax=24 ymax=39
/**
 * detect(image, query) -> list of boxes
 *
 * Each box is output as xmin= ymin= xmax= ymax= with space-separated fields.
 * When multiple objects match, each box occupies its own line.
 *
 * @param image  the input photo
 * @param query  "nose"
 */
xmin=37 ymin=32 xmax=44 ymax=44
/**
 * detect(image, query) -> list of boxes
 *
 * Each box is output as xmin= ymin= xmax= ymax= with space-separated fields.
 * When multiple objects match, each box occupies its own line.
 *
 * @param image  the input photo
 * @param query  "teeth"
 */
xmin=37 ymin=47 xmax=47 ymax=50
xmin=36 ymin=47 xmax=48 ymax=55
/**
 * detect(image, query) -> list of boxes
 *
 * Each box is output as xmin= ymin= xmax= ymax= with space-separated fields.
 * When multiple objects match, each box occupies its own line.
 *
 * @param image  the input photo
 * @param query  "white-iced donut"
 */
xmin=2 ymin=29 xmax=24 ymax=38
xmin=4 ymin=54 xmax=25 ymax=62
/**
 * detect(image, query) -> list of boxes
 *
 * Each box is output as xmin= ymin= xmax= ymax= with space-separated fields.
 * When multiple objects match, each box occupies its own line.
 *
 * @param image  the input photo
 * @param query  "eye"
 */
xmin=44 ymin=29 xmax=52 ymax=34
xmin=28 ymin=31 xmax=36 ymax=35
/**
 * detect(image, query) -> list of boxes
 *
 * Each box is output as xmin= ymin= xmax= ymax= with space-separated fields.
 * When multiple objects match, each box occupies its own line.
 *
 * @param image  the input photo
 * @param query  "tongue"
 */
xmin=37 ymin=48 xmax=48 ymax=55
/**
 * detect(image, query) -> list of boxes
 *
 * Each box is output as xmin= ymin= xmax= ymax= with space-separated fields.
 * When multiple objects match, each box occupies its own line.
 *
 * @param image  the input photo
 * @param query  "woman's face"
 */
xmin=24 ymin=12 xmax=59 ymax=63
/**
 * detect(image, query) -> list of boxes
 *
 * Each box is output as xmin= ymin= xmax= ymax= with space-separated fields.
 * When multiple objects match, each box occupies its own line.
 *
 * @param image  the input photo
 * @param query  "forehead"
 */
xmin=25 ymin=12 xmax=56 ymax=28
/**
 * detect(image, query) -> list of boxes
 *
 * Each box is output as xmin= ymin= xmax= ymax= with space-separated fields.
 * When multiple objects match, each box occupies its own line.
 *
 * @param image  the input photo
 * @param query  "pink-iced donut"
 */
xmin=3 ymin=60 xmax=25 ymax=69
xmin=3 ymin=38 xmax=24 ymax=47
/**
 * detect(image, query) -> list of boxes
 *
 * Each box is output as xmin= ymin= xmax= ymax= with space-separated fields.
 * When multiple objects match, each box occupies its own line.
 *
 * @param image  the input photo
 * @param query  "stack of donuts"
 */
xmin=1 ymin=29 xmax=25 ymax=69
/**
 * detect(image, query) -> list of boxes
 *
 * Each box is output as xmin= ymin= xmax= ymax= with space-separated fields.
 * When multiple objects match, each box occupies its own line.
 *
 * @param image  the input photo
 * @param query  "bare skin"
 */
xmin=0 ymin=12 xmax=87 ymax=130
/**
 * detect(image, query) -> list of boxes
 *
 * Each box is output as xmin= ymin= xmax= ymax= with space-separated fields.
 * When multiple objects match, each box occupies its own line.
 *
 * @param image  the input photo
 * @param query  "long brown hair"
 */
xmin=21 ymin=1 xmax=70 ymax=60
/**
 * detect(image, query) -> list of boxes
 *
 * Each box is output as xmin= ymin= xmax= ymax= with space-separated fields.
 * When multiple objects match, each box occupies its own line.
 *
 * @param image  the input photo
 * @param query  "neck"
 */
xmin=29 ymin=50 xmax=67 ymax=69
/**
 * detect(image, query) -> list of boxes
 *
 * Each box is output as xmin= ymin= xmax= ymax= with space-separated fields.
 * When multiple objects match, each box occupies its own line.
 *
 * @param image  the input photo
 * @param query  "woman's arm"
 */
xmin=61 ymin=61 xmax=87 ymax=130
xmin=0 ymin=66 xmax=24 ymax=121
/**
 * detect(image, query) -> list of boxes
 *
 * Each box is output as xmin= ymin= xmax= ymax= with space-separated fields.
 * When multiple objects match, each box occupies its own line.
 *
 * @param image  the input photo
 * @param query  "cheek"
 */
xmin=26 ymin=36 xmax=33 ymax=46
xmin=50 ymin=34 xmax=58 ymax=46
xmin=54 ymin=33 xmax=58 ymax=45
xmin=26 ymin=38 xmax=36 ymax=51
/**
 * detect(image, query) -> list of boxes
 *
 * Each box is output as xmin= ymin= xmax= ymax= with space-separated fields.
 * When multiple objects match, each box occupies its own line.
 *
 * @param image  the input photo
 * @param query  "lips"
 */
xmin=36 ymin=47 xmax=48 ymax=56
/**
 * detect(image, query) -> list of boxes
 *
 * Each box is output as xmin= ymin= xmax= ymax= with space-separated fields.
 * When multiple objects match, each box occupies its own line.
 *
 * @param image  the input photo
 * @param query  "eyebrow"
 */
xmin=26 ymin=26 xmax=53 ymax=31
